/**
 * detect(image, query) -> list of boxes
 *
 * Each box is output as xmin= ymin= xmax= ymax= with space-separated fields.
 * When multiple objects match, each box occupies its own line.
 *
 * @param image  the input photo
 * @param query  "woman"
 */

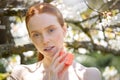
xmin=8 ymin=2 xmax=101 ymax=80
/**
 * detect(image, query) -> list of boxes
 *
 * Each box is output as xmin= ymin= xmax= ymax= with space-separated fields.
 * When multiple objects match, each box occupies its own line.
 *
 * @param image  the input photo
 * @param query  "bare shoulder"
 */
xmin=8 ymin=62 xmax=39 ymax=80
xmin=84 ymin=67 xmax=102 ymax=80
xmin=73 ymin=62 xmax=102 ymax=80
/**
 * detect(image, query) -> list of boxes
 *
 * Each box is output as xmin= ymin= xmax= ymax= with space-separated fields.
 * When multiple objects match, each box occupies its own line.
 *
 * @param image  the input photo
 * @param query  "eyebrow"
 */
xmin=45 ymin=25 xmax=55 ymax=30
xmin=30 ymin=25 xmax=55 ymax=33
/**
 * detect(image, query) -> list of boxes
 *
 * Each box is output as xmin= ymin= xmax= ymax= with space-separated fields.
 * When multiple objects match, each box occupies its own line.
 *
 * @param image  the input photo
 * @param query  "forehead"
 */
xmin=28 ymin=13 xmax=60 ymax=30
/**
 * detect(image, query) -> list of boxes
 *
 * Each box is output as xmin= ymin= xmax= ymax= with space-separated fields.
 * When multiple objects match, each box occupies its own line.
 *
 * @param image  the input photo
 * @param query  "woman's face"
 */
xmin=28 ymin=13 xmax=66 ymax=57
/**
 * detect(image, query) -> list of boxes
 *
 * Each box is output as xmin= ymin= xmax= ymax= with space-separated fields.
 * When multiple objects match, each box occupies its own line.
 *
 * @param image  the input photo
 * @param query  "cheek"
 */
xmin=54 ymin=32 xmax=64 ymax=45
xmin=31 ymin=39 xmax=43 ymax=50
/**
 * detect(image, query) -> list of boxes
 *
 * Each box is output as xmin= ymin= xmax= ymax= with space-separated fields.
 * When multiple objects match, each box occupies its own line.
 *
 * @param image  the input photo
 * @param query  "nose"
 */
xmin=42 ymin=34 xmax=49 ymax=45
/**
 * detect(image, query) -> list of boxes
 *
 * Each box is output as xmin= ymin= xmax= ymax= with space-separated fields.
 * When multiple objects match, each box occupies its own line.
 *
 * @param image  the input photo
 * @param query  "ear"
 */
xmin=62 ymin=23 xmax=67 ymax=36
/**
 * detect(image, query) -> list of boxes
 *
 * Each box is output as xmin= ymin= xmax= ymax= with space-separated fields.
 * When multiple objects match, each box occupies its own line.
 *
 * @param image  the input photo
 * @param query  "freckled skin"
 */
xmin=28 ymin=13 xmax=67 ymax=58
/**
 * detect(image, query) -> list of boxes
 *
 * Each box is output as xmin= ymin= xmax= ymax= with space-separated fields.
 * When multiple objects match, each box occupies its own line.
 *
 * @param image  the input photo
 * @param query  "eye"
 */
xmin=32 ymin=33 xmax=41 ymax=37
xmin=48 ymin=28 xmax=54 ymax=33
xmin=49 ymin=29 xmax=54 ymax=32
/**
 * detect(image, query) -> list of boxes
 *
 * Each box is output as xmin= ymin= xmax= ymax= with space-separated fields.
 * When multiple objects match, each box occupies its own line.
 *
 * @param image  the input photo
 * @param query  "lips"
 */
xmin=44 ymin=46 xmax=55 ymax=52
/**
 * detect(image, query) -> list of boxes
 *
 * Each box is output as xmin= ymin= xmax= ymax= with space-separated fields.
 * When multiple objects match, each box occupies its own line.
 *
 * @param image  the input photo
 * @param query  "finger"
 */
xmin=53 ymin=53 xmax=67 ymax=67
xmin=55 ymin=58 xmax=66 ymax=73
xmin=52 ymin=48 xmax=64 ymax=64
xmin=61 ymin=65 xmax=69 ymax=74
xmin=52 ymin=49 xmax=63 ymax=62
xmin=58 ymin=66 xmax=69 ymax=77
xmin=50 ymin=49 xmax=66 ymax=70
xmin=52 ymin=51 xmax=59 ymax=62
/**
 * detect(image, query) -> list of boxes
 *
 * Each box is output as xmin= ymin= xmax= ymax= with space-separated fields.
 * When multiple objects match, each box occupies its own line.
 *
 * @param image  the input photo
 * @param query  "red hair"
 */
xmin=25 ymin=3 xmax=64 ymax=61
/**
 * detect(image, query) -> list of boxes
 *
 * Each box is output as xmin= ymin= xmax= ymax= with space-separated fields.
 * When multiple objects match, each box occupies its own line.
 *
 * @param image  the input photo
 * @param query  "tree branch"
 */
xmin=0 ymin=44 xmax=36 ymax=58
xmin=66 ymin=41 xmax=120 ymax=55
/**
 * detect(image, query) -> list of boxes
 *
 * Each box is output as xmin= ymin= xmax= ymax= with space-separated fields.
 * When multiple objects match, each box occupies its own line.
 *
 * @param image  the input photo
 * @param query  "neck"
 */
xmin=42 ymin=56 xmax=52 ymax=69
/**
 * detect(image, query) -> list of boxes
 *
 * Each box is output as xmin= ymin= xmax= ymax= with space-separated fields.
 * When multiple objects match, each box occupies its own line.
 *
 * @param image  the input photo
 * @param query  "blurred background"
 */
xmin=0 ymin=0 xmax=120 ymax=80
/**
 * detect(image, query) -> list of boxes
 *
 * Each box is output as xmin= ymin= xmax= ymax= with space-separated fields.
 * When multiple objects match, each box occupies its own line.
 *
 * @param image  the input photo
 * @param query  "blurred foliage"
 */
xmin=0 ymin=63 xmax=6 ymax=73
xmin=0 ymin=0 xmax=120 ymax=80
xmin=75 ymin=51 xmax=120 ymax=72
xmin=0 ymin=73 xmax=9 ymax=80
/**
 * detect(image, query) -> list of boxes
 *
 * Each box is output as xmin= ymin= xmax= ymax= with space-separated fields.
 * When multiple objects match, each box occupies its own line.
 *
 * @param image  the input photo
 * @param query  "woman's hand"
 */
xmin=49 ymin=51 xmax=68 ymax=80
